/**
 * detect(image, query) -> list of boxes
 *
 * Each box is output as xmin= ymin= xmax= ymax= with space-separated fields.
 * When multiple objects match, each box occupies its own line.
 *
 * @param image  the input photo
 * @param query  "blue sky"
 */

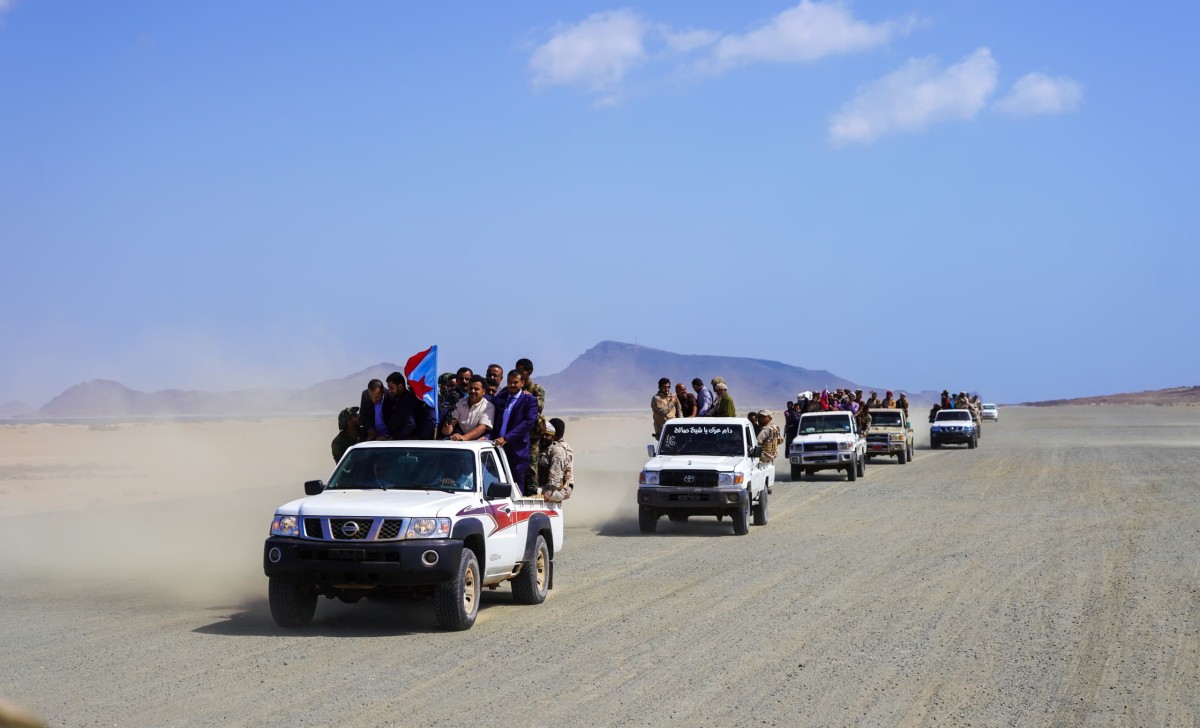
xmin=1 ymin=1 xmax=1197 ymax=406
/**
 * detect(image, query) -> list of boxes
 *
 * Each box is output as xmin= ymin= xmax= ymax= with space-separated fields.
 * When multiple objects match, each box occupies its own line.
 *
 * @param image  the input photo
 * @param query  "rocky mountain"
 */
xmin=538 ymin=341 xmax=862 ymax=411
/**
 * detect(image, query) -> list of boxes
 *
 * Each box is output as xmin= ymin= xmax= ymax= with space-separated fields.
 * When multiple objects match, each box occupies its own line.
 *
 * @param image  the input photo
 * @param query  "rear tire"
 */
xmin=511 ymin=534 xmax=549 ymax=605
xmin=435 ymin=549 xmax=480 ymax=631
xmin=638 ymin=506 xmax=658 ymax=534
xmin=268 ymin=577 xmax=316 ymax=628
xmin=752 ymin=486 xmax=768 ymax=526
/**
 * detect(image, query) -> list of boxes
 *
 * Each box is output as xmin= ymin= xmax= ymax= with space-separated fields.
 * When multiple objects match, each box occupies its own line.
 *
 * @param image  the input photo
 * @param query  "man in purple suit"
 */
xmin=491 ymin=369 xmax=539 ymax=495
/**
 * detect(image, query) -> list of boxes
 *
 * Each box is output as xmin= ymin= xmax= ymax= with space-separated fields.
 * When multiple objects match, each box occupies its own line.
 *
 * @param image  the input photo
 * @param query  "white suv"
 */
xmin=981 ymin=403 xmax=999 ymax=421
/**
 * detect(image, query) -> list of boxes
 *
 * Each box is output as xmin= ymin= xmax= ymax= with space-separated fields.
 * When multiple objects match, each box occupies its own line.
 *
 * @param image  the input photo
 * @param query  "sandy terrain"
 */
xmin=1 ymin=407 xmax=1198 ymax=727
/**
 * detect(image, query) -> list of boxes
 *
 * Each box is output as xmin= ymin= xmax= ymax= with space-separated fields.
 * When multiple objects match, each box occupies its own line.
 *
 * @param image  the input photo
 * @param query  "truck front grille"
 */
xmin=867 ymin=434 xmax=889 ymax=445
xmin=804 ymin=442 xmax=838 ymax=452
xmin=299 ymin=517 xmax=406 ymax=541
xmin=660 ymin=470 xmax=719 ymax=487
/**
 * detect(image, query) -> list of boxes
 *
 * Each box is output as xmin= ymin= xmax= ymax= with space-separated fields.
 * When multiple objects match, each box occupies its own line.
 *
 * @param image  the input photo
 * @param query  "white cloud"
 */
xmin=711 ymin=1 xmax=916 ymax=69
xmin=529 ymin=10 xmax=650 ymax=99
xmin=993 ymin=72 xmax=1083 ymax=117
xmin=828 ymin=47 xmax=999 ymax=147
xmin=660 ymin=26 xmax=719 ymax=55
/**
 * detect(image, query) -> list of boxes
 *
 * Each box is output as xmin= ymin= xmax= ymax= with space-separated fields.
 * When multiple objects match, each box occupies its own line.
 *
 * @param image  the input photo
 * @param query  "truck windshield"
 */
xmin=869 ymin=411 xmax=903 ymax=426
xmin=936 ymin=411 xmax=972 ymax=421
xmin=659 ymin=424 xmax=745 ymax=457
xmin=799 ymin=415 xmax=852 ymax=434
xmin=328 ymin=448 xmax=476 ymax=492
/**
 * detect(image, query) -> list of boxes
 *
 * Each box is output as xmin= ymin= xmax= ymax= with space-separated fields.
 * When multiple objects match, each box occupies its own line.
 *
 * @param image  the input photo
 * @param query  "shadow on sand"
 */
xmin=193 ymin=591 xmax=517 ymax=637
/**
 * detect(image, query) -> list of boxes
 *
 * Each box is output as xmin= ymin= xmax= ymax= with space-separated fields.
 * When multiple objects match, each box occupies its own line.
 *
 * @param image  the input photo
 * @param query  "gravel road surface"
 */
xmin=1 ymin=406 xmax=1198 ymax=726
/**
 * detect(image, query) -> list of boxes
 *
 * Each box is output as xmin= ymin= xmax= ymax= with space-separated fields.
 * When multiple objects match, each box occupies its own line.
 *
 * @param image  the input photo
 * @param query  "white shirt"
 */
xmin=453 ymin=397 xmax=495 ymax=436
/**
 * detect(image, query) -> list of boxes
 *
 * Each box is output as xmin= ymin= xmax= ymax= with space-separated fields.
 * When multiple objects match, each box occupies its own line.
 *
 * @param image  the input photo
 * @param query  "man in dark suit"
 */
xmin=359 ymin=373 xmax=431 ymax=441
xmin=490 ymin=369 xmax=539 ymax=494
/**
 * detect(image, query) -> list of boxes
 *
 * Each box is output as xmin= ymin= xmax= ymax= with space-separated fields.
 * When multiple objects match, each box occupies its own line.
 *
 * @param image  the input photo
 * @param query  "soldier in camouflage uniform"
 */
xmin=516 ymin=358 xmax=547 ymax=491
xmin=755 ymin=409 xmax=781 ymax=466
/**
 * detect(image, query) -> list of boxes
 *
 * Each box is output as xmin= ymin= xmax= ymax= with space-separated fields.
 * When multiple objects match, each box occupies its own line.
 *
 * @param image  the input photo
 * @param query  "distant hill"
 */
xmin=1022 ymin=386 xmax=1200 ymax=407
xmin=0 ymin=400 xmax=33 ymax=418
xmin=9 ymin=341 xmax=932 ymax=419
xmin=31 ymin=363 xmax=404 ymax=419
xmin=538 ymin=341 xmax=861 ymax=411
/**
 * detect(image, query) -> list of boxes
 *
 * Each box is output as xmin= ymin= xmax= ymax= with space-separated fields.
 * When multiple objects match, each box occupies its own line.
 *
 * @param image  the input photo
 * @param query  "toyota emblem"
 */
xmin=341 ymin=521 xmax=360 ymax=537
xmin=683 ymin=475 xmax=695 ymax=484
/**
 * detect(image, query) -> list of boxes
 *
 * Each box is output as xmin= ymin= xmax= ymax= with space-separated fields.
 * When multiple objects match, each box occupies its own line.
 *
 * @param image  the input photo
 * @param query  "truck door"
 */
xmin=481 ymin=449 xmax=524 ymax=578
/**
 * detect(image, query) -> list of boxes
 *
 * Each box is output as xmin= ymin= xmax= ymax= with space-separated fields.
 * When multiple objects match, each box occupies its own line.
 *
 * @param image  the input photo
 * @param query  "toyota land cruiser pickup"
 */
xmin=263 ymin=440 xmax=563 ymax=631
xmin=637 ymin=417 xmax=773 ymax=536
xmin=866 ymin=408 xmax=914 ymax=464
xmin=789 ymin=411 xmax=867 ymax=481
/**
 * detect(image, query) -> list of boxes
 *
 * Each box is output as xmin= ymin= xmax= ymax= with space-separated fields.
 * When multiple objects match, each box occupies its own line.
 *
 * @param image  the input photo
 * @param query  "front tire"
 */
xmin=898 ymin=447 xmax=907 ymax=465
xmin=639 ymin=506 xmax=658 ymax=534
xmin=790 ymin=463 xmax=802 ymax=481
xmin=732 ymin=498 xmax=750 ymax=535
xmin=511 ymin=534 xmax=549 ymax=605
xmin=931 ymin=437 xmax=940 ymax=449
xmin=435 ymin=549 xmax=480 ymax=631
xmin=968 ymin=433 xmax=977 ymax=449
xmin=268 ymin=577 xmax=316 ymax=628
xmin=752 ymin=486 xmax=769 ymax=526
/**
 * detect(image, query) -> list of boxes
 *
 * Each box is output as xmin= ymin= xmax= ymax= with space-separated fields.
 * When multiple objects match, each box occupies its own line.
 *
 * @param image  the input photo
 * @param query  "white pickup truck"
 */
xmin=637 ymin=417 xmax=773 ymax=536
xmin=789 ymin=410 xmax=867 ymax=481
xmin=263 ymin=440 xmax=564 ymax=631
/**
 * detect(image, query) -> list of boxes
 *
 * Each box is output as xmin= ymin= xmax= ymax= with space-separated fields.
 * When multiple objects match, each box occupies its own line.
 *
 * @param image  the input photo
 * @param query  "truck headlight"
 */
xmin=717 ymin=472 xmax=744 ymax=486
xmin=407 ymin=518 xmax=451 ymax=539
xmin=639 ymin=470 xmax=660 ymax=485
xmin=890 ymin=433 xmax=905 ymax=442
xmin=838 ymin=441 xmax=853 ymax=451
xmin=270 ymin=514 xmax=299 ymax=537
xmin=930 ymin=426 xmax=941 ymax=433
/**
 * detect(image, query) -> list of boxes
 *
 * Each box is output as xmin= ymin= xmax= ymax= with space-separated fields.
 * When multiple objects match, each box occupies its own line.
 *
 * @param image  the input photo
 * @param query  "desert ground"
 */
xmin=1 ymin=406 xmax=1198 ymax=727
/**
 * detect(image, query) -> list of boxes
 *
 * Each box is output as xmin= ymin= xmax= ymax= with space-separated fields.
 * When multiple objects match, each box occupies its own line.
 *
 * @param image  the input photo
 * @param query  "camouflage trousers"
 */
xmin=526 ymin=437 xmax=540 ymax=490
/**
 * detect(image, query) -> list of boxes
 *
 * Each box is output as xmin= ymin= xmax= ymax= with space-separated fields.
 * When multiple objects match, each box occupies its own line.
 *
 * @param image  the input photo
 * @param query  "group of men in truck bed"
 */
xmin=330 ymin=358 xmax=572 ymax=502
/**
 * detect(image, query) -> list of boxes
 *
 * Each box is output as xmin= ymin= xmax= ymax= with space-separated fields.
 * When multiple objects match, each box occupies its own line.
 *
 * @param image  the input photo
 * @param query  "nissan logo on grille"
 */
xmin=341 ymin=521 xmax=360 ymax=537
xmin=683 ymin=475 xmax=695 ymax=484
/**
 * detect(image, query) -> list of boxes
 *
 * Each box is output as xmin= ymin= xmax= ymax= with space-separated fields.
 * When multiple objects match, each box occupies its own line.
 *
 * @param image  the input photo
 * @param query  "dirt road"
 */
xmin=1 ymin=406 xmax=1198 ymax=726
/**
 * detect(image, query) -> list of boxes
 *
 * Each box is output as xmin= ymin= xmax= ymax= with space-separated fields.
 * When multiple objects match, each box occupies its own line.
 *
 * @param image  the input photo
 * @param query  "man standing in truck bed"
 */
xmin=651 ymin=377 xmax=682 ymax=438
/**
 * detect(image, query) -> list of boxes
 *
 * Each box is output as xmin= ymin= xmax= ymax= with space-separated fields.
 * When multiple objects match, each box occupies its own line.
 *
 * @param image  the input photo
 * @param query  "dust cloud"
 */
xmin=0 ymin=413 xmax=654 ymax=605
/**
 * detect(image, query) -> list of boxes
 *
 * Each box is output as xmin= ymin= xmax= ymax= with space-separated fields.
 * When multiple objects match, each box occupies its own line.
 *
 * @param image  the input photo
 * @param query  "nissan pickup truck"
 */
xmin=789 ymin=410 xmax=867 ymax=481
xmin=637 ymin=417 xmax=773 ymax=536
xmin=866 ymin=408 xmax=914 ymax=464
xmin=263 ymin=440 xmax=564 ymax=631
xmin=930 ymin=409 xmax=978 ymax=449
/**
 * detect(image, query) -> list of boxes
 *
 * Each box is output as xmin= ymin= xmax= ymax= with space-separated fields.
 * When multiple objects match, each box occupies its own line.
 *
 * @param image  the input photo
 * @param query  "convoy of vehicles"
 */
xmin=930 ymin=409 xmax=979 ymax=449
xmin=789 ymin=411 xmax=867 ymax=481
xmin=264 ymin=377 xmax=996 ymax=633
xmin=264 ymin=440 xmax=563 ymax=631
xmin=866 ymin=408 xmax=914 ymax=464
xmin=637 ymin=417 xmax=773 ymax=536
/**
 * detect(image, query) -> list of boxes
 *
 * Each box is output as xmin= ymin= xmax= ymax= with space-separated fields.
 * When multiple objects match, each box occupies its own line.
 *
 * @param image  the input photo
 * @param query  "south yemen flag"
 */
xmin=404 ymin=345 xmax=438 ymax=415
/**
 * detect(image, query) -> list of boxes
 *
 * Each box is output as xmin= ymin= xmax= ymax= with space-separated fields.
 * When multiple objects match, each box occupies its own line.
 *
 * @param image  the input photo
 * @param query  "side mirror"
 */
xmin=486 ymin=482 xmax=513 ymax=500
xmin=646 ymin=444 xmax=656 ymax=457
xmin=304 ymin=480 xmax=325 ymax=496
